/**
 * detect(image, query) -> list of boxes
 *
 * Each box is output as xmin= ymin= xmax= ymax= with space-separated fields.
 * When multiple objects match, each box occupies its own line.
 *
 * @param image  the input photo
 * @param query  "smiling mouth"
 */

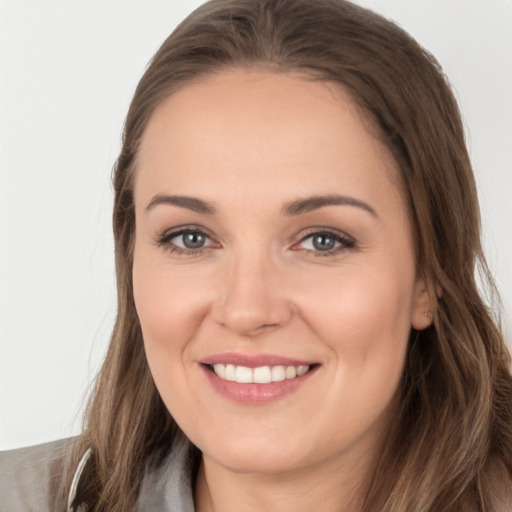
xmin=206 ymin=363 xmax=316 ymax=384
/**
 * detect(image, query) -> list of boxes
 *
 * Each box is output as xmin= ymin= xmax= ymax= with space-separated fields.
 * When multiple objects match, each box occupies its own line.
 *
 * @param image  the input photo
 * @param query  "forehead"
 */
xmin=135 ymin=68 xmax=401 ymax=208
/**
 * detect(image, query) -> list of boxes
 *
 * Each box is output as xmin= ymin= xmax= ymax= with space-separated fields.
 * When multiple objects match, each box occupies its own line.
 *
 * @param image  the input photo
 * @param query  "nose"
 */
xmin=211 ymin=251 xmax=294 ymax=337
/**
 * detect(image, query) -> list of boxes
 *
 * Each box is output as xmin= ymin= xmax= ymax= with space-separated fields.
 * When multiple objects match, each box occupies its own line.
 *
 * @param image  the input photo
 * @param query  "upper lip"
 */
xmin=200 ymin=352 xmax=317 ymax=368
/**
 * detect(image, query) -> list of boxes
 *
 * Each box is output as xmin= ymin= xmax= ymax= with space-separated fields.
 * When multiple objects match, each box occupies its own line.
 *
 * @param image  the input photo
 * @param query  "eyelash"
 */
xmin=156 ymin=226 xmax=356 ymax=257
xmin=293 ymin=228 xmax=356 ymax=257
xmin=156 ymin=226 xmax=216 ymax=257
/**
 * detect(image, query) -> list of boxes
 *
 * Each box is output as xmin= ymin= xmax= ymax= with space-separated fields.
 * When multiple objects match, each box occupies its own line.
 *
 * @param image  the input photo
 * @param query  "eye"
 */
xmin=157 ymin=227 xmax=217 ymax=255
xmin=174 ymin=230 xmax=210 ymax=249
xmin=294 ymin=229 xmax=355 ymax=256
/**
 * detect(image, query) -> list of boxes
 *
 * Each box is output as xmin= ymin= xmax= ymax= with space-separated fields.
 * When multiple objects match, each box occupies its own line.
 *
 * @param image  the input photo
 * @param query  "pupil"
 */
xmin=313 ymin=234 xmax=335 ymax=251
xmin=183 ymin=232 xmax=205 ymax=249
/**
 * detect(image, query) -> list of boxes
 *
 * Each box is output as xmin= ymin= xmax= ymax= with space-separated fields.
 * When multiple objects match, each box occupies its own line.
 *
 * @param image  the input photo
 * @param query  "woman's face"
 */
xmin=133 ymin=69 xmax=432 ymax=476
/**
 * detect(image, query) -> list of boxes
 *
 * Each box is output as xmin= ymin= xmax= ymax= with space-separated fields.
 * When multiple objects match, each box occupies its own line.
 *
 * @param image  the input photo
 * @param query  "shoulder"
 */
xmin=0 ymin=438 xmax=73 ymax=512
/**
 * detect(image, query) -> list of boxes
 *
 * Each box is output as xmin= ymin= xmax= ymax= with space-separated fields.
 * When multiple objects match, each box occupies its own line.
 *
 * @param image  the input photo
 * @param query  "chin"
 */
xmin=208 ymin=452 xmax=306 ymax=475
xmin=200 ymin=434 xmax=313 ymax=475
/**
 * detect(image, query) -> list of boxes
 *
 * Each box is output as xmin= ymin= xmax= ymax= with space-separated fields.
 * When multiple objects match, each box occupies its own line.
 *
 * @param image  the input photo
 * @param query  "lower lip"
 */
xmin=200 ymin=364 xmax=317 ymax=404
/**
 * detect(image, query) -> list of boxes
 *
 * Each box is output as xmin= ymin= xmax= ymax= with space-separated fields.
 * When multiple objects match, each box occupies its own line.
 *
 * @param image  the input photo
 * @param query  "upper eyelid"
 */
xmin=159 ymin=224 xmax=217 ymax=241
xmin=295 ymin=226 xmax=354 ymax=242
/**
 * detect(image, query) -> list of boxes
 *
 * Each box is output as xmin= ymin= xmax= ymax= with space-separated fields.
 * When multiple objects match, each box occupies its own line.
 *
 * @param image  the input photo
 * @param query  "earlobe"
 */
xmin=411 ymin=279 xmax=435 ymax=330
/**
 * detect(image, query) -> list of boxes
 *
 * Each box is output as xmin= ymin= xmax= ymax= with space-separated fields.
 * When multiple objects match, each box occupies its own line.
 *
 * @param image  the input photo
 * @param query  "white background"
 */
xmin=1 ymin=0 xmax=511 ymax=450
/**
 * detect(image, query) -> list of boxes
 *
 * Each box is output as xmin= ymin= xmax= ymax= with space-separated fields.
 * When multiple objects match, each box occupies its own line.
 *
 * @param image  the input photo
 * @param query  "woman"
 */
xmin=1 ymin=0 xmax=511 ymax=510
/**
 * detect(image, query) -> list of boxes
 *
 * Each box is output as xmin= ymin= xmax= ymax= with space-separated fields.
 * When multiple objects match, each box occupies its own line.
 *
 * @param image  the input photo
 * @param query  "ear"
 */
xmin=410 ymin=277 xmax=435 ymax=330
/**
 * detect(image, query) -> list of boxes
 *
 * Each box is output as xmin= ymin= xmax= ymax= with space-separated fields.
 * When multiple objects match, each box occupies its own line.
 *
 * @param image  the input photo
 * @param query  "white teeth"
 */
xmin=211 ymin=363 xmax=311 ymax=383
xmin=271 ymin=365 xmax=286 ymax=382
xmin=225 ymin=364 xmax=236 ymax=381
xmin=297 ymin=365 xmax=308 ymax=376
xmin=253 ymin=366 xmax=272 ymax=383
xmin=235 ymin=366 xmax=253 ymax=383
xmin=213 ymin=363 xmax=226 ymax=379
xmin=285 ymin=366 xmax=297 ymax=379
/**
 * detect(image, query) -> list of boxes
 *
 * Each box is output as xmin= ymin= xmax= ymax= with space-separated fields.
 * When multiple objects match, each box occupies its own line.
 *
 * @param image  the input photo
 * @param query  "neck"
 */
xmin=194 ymin=447 xmax=375 ymax=512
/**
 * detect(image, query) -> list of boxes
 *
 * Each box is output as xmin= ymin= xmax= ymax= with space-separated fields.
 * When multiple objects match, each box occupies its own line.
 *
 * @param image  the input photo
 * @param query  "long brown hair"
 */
xmin=63 ymin=1 xmax=512 ymax=510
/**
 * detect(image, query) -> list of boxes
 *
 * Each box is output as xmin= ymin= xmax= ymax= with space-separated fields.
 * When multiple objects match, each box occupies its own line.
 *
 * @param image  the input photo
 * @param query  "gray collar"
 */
xmin=134 ymin=433 xmax=196 ymax=512
xmin=68 ymin=433 xmax=196 ymax=512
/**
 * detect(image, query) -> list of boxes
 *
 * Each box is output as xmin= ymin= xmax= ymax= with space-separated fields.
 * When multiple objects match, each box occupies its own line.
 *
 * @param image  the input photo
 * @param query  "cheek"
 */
xmin=302 ymin=266 xmax=414 ymax=347
xmin=131 ymin=249 xmax=225 ymax=425
xmin=133 ymin=257 xmax=210 ymax=350
xmin=132 ymin=258 xmax=208 ymax=425
xmin=299 ymin=267 xmax=414 ymax=403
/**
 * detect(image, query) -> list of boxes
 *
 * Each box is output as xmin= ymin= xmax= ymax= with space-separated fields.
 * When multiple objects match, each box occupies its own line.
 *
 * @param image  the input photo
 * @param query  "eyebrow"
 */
xmin=281 ymin=195 xmax=378 ymax=217
xmin=145 ymin=194 xmax=216 ymax=214
xmin=145 ymin=193 xmax=377 ymax=217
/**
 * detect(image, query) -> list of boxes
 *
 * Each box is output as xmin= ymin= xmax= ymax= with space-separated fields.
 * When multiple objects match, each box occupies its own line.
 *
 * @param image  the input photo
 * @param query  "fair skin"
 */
xmin=132 ymin=68 xmax=432 ymax=512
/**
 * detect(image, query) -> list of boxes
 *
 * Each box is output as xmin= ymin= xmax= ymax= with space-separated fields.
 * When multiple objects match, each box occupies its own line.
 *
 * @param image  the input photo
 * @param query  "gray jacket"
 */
xmin=0 ymin=434 xmax=195 ymax=512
